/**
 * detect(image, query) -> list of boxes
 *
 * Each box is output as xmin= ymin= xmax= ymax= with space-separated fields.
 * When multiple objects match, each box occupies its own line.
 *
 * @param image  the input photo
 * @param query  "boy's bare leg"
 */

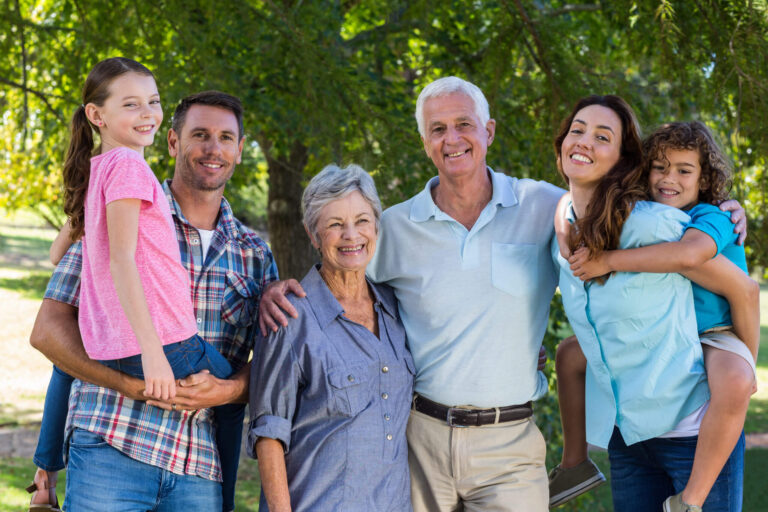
xmin=682 ymin=347 xmax=752 ymax=506
xmin=556 ymin=335 xmax=588 ymax=468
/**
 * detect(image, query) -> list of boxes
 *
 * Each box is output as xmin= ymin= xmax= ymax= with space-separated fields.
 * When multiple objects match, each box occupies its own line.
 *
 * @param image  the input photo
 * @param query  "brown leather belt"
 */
xmin=412 ymin=393 xmax=533 ymax=427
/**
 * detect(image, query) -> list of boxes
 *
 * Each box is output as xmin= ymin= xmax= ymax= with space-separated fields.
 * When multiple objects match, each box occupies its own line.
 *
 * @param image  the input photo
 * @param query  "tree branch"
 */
xmin=544 ymin=4 xmax=600 ymax=16
xmin=14 ymin=0 xmax=29 ymax=145
xmin=503 ymin=0 xmax=564 ymax=102
xmin=0 ymin=77 xmax=68 ymax=122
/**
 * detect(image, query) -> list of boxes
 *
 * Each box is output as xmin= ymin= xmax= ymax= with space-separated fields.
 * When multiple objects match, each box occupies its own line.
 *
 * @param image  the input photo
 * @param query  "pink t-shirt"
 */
xmin=79 ymin=147 xmax=198 ymax=360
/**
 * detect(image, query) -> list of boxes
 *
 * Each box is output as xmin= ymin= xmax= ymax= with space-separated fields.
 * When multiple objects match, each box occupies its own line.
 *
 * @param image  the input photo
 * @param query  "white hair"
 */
xmin=302 ymin=163 xmax=382 ymax=242
xmin=415 ymin=76 xmax=490 ymax=138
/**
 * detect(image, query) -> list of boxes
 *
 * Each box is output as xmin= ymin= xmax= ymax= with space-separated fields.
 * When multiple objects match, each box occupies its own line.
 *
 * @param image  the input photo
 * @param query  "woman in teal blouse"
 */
xmin=551 ymin=95 xmax=743 ymax=512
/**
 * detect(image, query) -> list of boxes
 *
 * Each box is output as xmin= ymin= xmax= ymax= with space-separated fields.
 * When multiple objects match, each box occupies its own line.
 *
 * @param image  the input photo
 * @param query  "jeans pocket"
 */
xmin=69 ymin=428 xmax=108 ymax=448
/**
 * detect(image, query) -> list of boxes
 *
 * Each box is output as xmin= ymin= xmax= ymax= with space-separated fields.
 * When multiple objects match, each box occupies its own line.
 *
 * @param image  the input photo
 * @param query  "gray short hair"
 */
xmin=415 ymin=76 xmax=490 ymax=138
xmin=302 ymin=163 xmax=382 ymax=242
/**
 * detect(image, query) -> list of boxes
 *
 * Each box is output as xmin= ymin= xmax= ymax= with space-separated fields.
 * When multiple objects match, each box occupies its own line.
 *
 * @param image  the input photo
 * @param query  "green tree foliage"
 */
xmin=2 ymin=1 xmax=767 ymax=274
xmin=2 ymin=4 xmax=767 ymax=503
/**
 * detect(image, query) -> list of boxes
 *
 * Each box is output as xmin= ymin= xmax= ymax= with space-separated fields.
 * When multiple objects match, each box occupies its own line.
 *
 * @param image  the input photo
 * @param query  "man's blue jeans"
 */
xmin=608 ymin=426 xmax=744 ymax=511
xmin=36 ymin=336 xmax=242 ymax=511
xmin=64 ymin=428 xmax=222 ymax=511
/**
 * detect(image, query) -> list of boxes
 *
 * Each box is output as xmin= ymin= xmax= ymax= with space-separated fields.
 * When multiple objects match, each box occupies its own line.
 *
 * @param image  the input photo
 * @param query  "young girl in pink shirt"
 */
xmin=28 ymin=58 xmax=237 ymax=510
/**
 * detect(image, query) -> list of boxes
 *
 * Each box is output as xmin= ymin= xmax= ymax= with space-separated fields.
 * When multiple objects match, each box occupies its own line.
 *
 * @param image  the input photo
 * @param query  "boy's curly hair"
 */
xmin=642 ymin=121 xmax=732 ymax=204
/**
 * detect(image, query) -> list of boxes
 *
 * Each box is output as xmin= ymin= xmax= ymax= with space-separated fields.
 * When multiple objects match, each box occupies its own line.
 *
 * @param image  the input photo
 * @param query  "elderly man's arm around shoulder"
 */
xmin=29 ymin=298 xmax=146 ymax=400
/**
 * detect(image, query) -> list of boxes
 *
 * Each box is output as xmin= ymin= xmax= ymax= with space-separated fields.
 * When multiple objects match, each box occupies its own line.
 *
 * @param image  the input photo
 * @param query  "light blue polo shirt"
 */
xmin=368 ymin=168 xmax=564 ymax=407
xmin=553 ymin=201 xmax=710 ymax=448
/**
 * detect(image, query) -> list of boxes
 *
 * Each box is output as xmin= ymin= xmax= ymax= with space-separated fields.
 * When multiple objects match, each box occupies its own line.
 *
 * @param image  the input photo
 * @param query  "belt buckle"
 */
xmin=446 ymin=407 xmax=469 ymax=428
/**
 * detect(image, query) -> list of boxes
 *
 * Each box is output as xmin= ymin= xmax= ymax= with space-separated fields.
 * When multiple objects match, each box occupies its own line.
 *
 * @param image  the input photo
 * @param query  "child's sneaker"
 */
xmin=663 ymin=493 xmax=703 ymax=512
xmin=548 ymin=458 xmax=606 ymax=507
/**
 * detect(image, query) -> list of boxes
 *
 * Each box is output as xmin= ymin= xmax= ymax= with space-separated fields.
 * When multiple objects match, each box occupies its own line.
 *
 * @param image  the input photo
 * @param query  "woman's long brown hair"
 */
xmin=62 ymin=57 xmax=155 ymax=241
xmin=554 ymin=95 xmax=647 ymax=256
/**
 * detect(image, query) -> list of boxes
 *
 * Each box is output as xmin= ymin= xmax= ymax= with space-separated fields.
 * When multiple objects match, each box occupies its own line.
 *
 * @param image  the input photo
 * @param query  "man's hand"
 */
xmin=537 ymin=346 xmax=547 ymax=372
xmin=719 ymin=199 xmax=747 ymax=245
xmin=258 ymin=279 xmax=307 ymax=336
xmin=147 ymin=370 xmax=230 ymax=411
xmin=568 ymin=247 xmax=611 ymax=281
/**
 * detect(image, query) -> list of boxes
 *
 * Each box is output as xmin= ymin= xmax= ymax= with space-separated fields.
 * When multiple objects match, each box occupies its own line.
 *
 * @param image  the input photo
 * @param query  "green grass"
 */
xmin=745 ymin=293 xmax=768 ymax=433
xmin=0 ymin=457 xmax=263 ymax=511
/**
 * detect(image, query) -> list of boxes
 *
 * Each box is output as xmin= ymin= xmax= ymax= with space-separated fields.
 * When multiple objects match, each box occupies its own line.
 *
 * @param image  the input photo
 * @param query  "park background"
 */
xmin=1 ymin=0 xmax=767 ymax=510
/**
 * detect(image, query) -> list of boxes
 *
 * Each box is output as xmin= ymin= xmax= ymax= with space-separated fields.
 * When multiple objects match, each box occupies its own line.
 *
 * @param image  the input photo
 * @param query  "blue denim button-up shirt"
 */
xmin=553 ymin=201 xmax=710 ymax=448
xmin=248 ymin=265 xmax=414 ymax=512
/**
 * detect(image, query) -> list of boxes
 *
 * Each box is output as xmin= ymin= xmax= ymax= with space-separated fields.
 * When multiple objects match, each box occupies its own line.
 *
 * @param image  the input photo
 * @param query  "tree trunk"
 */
xmin=264 ymin=140 xmax=317 ymax=280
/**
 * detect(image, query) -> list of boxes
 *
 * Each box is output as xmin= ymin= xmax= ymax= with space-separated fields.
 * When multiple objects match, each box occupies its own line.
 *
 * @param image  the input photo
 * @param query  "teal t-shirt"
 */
xmin=685 ymin=203 xmax=748 ymax=332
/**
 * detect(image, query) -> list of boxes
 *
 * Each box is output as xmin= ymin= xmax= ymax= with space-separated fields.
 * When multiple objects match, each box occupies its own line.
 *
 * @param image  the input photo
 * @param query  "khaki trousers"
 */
xmin=407 ymin=409 xmax=548 ymax=512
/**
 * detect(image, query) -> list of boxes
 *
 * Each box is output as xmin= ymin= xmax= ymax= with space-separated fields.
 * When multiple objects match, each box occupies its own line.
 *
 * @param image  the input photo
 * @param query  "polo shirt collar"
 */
xmin=409 ymin=166 xmax=518 ymax=222
xmin=302 ymin=264 xmax=396 ymax=328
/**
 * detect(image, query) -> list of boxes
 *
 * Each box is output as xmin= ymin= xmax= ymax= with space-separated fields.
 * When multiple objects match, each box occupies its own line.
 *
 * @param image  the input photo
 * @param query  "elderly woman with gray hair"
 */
xmin=247 ymin=163 xmax=415 ymax=512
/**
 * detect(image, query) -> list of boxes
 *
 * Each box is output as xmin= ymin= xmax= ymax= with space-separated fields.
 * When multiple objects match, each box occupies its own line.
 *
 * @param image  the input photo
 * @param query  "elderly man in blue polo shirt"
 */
xmin=261 ymin=76 xmax=563 ymax=510
xmin=368 ymin=77 xmax=563 ymax=510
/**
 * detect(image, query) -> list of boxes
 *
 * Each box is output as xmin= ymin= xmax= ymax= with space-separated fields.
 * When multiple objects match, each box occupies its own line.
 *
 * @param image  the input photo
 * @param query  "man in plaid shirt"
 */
xmin=30 ymin=91 xmax=277 ymax=511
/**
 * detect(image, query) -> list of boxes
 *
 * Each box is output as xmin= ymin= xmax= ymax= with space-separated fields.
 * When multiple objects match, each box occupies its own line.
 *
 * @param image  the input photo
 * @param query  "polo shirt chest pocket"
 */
xmin=490 ymin=242 xmax=539 ymax=297
xmin=328 ymin=365 xmax=372 ymax=417
xmin=221 ymin=271 xmax=260 ymax=327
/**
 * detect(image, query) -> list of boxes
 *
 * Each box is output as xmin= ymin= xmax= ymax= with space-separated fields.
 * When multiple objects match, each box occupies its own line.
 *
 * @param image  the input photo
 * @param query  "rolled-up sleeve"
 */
xmin=248 ymin=313 xmax=303 ymax=456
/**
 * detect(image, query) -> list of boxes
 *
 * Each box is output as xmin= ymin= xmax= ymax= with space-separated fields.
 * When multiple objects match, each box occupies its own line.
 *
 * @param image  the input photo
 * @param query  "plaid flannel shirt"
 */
xmin=44 ymin=180 xmax=278 ymax=482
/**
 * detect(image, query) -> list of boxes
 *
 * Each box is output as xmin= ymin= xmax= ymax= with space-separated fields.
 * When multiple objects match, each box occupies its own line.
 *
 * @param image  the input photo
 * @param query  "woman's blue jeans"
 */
xmin=608 ymin=426 xmax=744 ymax=511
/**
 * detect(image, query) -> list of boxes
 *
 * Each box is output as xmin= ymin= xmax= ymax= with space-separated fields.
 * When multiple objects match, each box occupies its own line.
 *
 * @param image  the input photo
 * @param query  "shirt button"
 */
xmin=386 ymin=434 xmax=393 ymax=441
xmin=347 ymin=375 xmax=355 ymax=382
xmin=196 ymin=318 xmax=202 ymax=324
xmin=382 ymin=366 xmax=389 ymax=373
xmin=191 ymin=238 xmax=199 ymax=245
xmin=381 ymin=392 xmax=388 ymax=400
xmin=384 ymin=414 xmax=391 ymax=421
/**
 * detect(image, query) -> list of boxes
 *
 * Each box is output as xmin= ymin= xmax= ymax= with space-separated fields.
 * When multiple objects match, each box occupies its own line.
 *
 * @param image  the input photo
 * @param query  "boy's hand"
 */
xmin=718 ymin=199 xmax=747 ymax=245
xmin=141 ymin=351 xmax=176 ymax=401
xmin=568 ymin=247 xmax=611 ymax=281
